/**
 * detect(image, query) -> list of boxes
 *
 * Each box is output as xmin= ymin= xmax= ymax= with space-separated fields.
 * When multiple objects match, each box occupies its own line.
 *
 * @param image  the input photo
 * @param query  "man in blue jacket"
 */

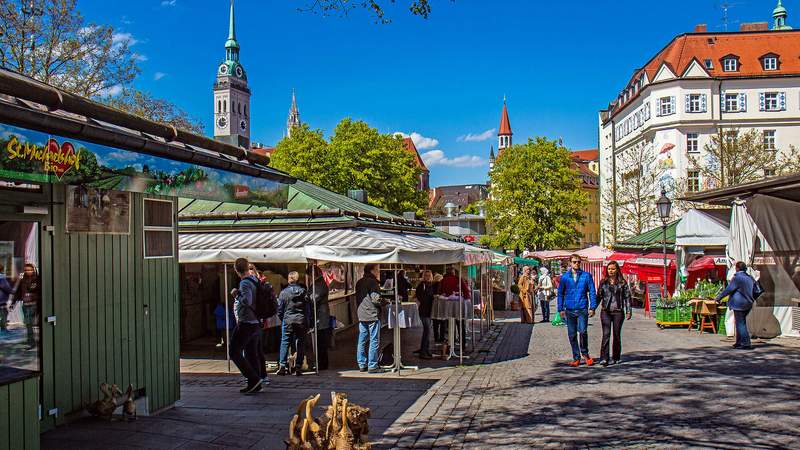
xmin=715 ymin=261 xmax=756 ymax=350
xmin=558 ymin=255 xmax=598 ymax=366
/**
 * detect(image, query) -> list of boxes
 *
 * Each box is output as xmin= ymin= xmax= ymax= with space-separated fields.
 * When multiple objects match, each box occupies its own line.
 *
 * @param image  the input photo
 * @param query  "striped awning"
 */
xmin=179 ymin=227 xmax=468 ymax=265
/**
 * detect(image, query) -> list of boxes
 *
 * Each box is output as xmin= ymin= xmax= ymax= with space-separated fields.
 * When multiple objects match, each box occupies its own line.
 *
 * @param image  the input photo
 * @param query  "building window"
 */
xmin=763 ymin=130 xmax=776 ymax=151
xmin=704 ymin=59 xmax=713 ymax=69
xmin=217 ymin=100 xmax=221 ymax=113
xmin=144 ymin=198 xmax=175 ymax=258
xmin=223 ymin=99 xmax=227 ymax=113
xmin=658 ymin=96 xmax=675 ymax=116
xmin=687 ymin=170 xmax=700 ymax=193
xmin=764 ymin=168 xmax=776 ymax=177
xmin=760 ymin=92 xmax=785 ymax=111
xmin=686 ymin=133 xmax=699 ymax=153
xmin=723 ymin=58 xmax=738 ymax=72
xmin=724 ymin=93 xmax=739 ymax=112
xmin=685 ymin=94 xmax=706 ymax=113
xmin=763 ymin=56 xmax=777 ymax=71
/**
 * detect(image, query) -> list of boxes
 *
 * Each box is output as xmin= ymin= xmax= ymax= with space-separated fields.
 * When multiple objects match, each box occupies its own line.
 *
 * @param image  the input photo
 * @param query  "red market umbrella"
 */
xmin=660 ymin=143 xmax=675 ymax=154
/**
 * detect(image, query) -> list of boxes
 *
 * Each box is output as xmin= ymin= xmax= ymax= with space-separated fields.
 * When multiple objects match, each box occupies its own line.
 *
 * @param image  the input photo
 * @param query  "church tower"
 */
xmin=213 ymin=0 xmax=251 ymax=148
xmin=497 ymin=97 xmax=512 ymax=152
xmin=286 ymin=89 xmax=301 ymax=138
xmin=773 ymin=0 xmax=792 ymax=30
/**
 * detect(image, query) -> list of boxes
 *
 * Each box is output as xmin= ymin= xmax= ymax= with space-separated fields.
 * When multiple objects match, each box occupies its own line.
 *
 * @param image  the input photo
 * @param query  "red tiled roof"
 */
xmin=606 ymin=29 xmax=800 ymax=120
xmin=250 ymin=146 xmax=275 ymax=157
xmin=403 ymin=137 xmax=428 ymax=171
xmin=498 ymin=102 xmax=512 ymax=136
xmin=571 ymin=148 xmax=599 ymax=162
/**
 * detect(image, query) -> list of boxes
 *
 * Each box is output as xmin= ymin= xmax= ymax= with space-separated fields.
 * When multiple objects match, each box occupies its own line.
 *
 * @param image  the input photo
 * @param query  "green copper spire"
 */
xmin=773 ymin=0 xmax=792 ymax=30
xmin=225 ymin=0 xmax=240 ymax=50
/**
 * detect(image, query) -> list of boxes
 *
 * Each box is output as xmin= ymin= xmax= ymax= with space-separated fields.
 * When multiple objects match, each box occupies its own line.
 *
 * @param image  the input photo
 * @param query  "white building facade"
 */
xmin=599 ymin=21 xmax=800 ymax=244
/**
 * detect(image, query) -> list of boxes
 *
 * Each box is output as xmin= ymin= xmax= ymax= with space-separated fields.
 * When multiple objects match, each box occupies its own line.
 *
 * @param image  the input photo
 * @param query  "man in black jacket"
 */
xmin=415 ymin=270 xmax=435 ymax=359
xmin=307 ymin=264 xmax=331 ymax=371
xmin=356 ymin=264 xmax=386 ymax=373
xmin=276 ymin=271 xmax=309 ymax=376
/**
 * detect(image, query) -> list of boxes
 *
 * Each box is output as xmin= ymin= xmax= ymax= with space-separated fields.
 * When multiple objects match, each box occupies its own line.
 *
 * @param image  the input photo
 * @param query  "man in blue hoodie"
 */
xmin=230 ymin=258 xmax=263 ymax=394
xmin=558 ymin=255 xmax=598 ymax=367
xmin=715 ymin=261 xmax=756 ymax=350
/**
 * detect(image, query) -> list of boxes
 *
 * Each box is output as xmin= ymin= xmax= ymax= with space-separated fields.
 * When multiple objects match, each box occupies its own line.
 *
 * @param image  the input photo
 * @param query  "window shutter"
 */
xmin=720 ymin=90 xmax=727 ymax=112
xmin=655 ymin=101 xmax=661 ymax=117
xmin=685 ymin=94 xmax=691 ymax=112
xmin=670 ymin=96 xmax=676 ymax=113
xmin=779 ymin=92 xmax=786 ymax=110
xmin=759 ymin=92 xmax=766 ymax=111
xmin=645 ymin=103 xmax=651 ymax=120
xmin=700 ymin=94 xmax=707 ymax=113
xmin=738 ymin=93 xmax=747 ymax=112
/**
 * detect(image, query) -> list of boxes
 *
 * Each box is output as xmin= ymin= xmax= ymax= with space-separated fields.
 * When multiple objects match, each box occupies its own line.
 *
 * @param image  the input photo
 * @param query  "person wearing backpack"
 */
xmin=230 ymin=258 xmax=263 ymax=394
xmin=715 ymin=261 xmax=760 ymax=350
xmin=249 ymin=264 xmax=274 ymax=385
xmin=276 ymin=271 xmax=309 ymax=376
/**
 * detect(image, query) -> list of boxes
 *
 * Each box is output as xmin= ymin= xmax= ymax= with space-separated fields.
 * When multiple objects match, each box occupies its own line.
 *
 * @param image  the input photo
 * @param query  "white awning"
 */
xmin=675 ymin=209 xmax=730 ymax=247
xmin=179 ymin=228 xmax=466 ymax=265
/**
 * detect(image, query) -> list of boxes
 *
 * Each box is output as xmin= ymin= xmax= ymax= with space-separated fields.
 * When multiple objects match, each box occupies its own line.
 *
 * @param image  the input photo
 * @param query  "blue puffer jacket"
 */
xmin=557 ymin=269 xmax=598 ymax=312
xmin=715 ymin=270 xmax=755 ymax=311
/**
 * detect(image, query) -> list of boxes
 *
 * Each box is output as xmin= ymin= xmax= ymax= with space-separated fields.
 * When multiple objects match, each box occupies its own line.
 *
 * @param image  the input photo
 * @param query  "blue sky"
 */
xmin=79 ymin=0 xmax=782 ymax=186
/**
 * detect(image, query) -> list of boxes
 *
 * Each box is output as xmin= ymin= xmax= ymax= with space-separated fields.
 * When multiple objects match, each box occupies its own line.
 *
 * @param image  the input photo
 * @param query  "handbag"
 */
xmin=752 ymin=278 xmax=764 ymax=300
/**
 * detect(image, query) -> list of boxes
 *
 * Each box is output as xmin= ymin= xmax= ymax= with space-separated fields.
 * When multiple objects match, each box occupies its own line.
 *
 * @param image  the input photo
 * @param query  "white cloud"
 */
xmin=112 ymin=32 xmax=138 ymax=47
xmin=106 ymin=151 xmax=140 ymax=163
xmin=154 ymin=72 xmax=167 ymax=81
xmin=97 ymin=84 xmax=123 ymax=97
xmin=421 ymin=150 xmax=486 ymax=168
xmin=457 ymin=128 xmax=496 ymax=142
xmin=133 ymin=53 xmax=148 ymax=61
xmin=394 ymin=131 xmax=439 ymax=150
xmin=161 ymin=0 xmax=177 ymax=6
xmin=121 ymin=16 xmax=133 ymax=25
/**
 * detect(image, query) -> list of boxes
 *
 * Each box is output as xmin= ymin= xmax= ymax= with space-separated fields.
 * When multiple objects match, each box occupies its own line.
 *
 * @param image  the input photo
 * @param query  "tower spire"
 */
xmin=497 ymin=97 xmax=512 ymax=151
xmin=773 ymin=0 xmax=792 ymax=30
xmin=228 ymin=0 xmax=237 ymax=41
xmin=287 ymin=89 xmax=301 ymax=137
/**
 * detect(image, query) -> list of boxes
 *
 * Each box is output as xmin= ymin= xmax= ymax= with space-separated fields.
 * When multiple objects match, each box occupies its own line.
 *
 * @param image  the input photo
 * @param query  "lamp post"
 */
xmin=656 ymin=188 xmax=673 ymax=299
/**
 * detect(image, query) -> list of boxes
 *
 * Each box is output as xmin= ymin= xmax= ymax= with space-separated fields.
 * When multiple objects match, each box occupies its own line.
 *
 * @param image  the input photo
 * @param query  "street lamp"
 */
xmin=656 ymin=188 xmax=673 ymax=299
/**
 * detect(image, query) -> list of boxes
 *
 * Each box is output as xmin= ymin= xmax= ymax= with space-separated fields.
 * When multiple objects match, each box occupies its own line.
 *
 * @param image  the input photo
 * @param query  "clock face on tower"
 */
xmin=239 ymin=119 xmax=247 ymax=131
xmin=217 ymin=116 xmax=227 ymax=129
xmin=235 ymin=66 xmax=243 ymax=78
xmin=218 ymin=64 xmax=228 ymax=75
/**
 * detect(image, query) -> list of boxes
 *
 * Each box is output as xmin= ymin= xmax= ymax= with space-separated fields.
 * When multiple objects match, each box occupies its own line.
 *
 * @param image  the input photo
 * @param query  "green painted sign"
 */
xmin=0 ymin=123 xmax=289 ymax=207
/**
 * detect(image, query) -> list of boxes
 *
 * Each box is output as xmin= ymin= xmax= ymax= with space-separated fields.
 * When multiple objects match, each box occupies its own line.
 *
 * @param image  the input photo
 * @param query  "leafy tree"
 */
xmin=106 ymin=89 xmax=204 ymax=135
xmin=0 ymin=0 xmax=202 ymax=132
xmin=271 ymin=119 xmax=426 ymax=215
xmin=301 ymin=0 xmax=448 ymax=23
xmin=689 ymin=128 xmax=781 ymax=189
xmin=601 ymin=143 xmax=661 ymax=241
xmin=485 ymin=137 xmax=587 ymax=251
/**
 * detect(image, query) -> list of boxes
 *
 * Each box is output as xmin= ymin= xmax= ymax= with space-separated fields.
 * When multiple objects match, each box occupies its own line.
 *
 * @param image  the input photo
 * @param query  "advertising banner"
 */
xmin=0 ymin=123 xmax=289 ymax=207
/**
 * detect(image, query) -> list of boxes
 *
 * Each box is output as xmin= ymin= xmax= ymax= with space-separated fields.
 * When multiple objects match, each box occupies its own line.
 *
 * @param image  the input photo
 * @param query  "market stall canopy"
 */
xmin=179 ymin=227 xmax=466 ymax=265
xmin=675 ymin=208 xmax=730 ymax=247
xmin=513 ymin=257 xmax=540 ymax=267
xmin=608 ymin=252 xmax=638 ymax=263
xmin=526 ymin=250 xmax=572 ymax=260
xmin=575 ymin=245 xmax=613 ymax=261
xmin=614 ymin=220 xmax=679 ymax=251
xmin=687 ymin=255 xmax=727 ymax=272
xmin=492 ymin=252 xmax=514 ymax=266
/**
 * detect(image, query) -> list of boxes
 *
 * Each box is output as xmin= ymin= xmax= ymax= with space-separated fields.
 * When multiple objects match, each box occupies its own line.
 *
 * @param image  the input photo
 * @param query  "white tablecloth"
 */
xmin=386 ymin=302 xmax=422 ymax=329
xmin=431 ymin=295 xmax=473 ymax=320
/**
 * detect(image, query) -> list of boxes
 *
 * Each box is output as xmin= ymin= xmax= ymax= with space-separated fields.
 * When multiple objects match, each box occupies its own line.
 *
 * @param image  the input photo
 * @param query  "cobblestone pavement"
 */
xmin=42 ymin=311 xmax=800 ymax=449
xmin=379 ymin=311 xmax=800 ymax=449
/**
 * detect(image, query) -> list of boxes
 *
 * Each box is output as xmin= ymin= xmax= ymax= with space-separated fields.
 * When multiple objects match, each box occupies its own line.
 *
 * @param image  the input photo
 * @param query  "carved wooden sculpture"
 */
xmin=286 ymin=392 xmax=371 ymax=450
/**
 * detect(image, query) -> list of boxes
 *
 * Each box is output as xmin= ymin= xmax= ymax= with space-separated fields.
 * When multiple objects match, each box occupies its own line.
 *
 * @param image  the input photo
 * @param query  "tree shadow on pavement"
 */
xmin=458 ymin=343 xmax=800 ymax=449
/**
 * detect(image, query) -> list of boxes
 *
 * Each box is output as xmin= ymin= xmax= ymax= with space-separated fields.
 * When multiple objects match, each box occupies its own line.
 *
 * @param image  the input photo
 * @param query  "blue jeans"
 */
xmin=733 ymin=309 xmax=751 ymax=348
xmin=565 ymin=309 xmax=589 ymax=361
xmin=357 ymin=320 xmax=381 ymax=369
xmin=278 ymin=322 xmax=307 ymax=369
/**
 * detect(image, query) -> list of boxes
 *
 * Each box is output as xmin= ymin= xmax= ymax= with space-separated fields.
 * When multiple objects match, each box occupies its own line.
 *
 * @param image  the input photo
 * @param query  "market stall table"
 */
xmin=432 ymin=295 xmax=473 ymax=360
xmin=386 ymin=302 xmax=422 ymax=329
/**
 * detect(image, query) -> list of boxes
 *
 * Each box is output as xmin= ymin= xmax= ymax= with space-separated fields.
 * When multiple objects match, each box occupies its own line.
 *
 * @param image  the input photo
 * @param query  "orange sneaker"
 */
xmin=568 ymin=360 xmax=580 ymax=367
xmin=585 ymin=357 xmax=594 ymax=366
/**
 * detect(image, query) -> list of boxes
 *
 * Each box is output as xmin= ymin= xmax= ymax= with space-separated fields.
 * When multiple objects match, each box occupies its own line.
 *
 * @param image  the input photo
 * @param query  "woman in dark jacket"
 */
xmin=17 ymin=263 xmax=41 ymax=348
xmin=594 ymin=261 xmax=631 ymax=366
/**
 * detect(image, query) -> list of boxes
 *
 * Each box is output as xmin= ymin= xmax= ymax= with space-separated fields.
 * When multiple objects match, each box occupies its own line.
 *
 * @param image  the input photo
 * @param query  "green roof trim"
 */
xmin=514 ymin=257 xmax=540 ymax=267
xmin=614 ymin=220 xmax=679 ymax=250
xmin=287 ymin=180 xmax=399 ymax=220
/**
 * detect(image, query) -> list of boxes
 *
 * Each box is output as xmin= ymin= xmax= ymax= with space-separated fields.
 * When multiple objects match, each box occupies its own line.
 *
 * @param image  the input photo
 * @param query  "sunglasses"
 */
xmin=570 ymin=260 xmax=581 ymax=264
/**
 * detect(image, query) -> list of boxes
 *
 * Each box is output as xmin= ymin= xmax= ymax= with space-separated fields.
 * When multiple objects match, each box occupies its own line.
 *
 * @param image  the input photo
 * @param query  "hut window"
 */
xmin=143 ymin=198 xmax=174 ymax=258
